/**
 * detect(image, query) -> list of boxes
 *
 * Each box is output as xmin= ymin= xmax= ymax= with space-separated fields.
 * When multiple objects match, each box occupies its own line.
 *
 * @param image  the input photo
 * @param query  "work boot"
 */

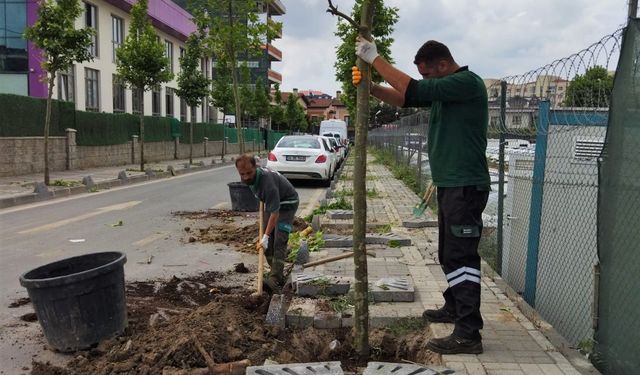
xmin=426 ymin=334 xmax=483 ymax=354
xmin=263 ymin=274 xmax=284 ymax=294
xmin=422 ymin=307 xmax=455 ymax=323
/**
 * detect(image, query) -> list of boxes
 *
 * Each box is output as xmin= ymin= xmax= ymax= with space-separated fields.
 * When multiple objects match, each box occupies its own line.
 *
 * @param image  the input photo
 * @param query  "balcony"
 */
xmin=262 ymin=44 xmax=282 ymax=62
xmin=268 ymin=0 xmax=286 ymax=16
xmin=268 ymin=69 xmax=282 ymax=84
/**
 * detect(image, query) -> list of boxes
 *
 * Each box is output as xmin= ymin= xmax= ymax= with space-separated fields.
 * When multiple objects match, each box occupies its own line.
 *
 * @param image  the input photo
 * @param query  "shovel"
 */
xmin=253 ymin=202 xmax=265 ymax=296
xmin=413 ymin=183 xmax=435 ymax=217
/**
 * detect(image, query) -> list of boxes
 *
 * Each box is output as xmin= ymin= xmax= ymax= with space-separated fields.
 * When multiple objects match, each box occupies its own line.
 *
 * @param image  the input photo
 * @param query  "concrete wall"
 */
xmin=0 ymin=134 xmax=259 ymax=177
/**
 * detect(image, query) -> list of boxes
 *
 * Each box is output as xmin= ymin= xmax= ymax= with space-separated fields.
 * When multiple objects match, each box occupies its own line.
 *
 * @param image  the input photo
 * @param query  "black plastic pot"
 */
xmin=19 ymin=252 xmax=127 ymax=352
xmin=227 ymin=182 xmax=259 ymax=211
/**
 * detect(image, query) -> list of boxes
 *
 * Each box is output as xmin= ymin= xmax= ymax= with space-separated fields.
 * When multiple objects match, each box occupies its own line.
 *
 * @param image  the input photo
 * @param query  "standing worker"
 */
xmin=354 ymin=38 xmax=490 ymax=354
xmin=235 ymin=154 xmax=299 ymax=292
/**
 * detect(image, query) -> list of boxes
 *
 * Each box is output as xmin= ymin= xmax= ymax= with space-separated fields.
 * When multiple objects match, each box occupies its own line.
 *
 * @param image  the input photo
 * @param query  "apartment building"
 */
xmin=0 ymin=0 xmax=214 ymax=122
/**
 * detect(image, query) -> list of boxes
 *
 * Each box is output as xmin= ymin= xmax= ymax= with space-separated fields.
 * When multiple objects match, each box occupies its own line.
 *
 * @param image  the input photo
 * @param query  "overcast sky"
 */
xmin=272 ymin=0 xmax=630 ymax=96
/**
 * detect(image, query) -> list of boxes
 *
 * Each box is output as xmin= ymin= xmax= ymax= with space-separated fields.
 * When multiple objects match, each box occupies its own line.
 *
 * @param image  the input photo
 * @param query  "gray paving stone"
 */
xmin=402 ymin=217 xmax=438 ymax=228
xmin=118 ymin=170 xmax=129 ymax=181
xmin=265 ymin=294 xmax=289 ymax=328
xmin=286 ymin=299 xmax=315 ymax=328
xmin=322 ymin=234 xmax=412 ymax=248
xmin=326 ymin=209 xmax=354 ymax=220
xmin=371 ymin=277 xmax=415 ymax=302
xmin=247 ymin=362 xmax=343 ymax=375
xmin=82 ymin=175 xmax=95 ymax=189
xmin=364 ymin=362 xmax=456 ymax=375
xmin=314 ymin=311 xmax=342 ymax=329
xmin=296 ymin=274 xmax=351 ymax=297
xmin=33 ymin=182 xmax=51 ymax=196
xmin=322 ymin=234 xmax=353 ymax=248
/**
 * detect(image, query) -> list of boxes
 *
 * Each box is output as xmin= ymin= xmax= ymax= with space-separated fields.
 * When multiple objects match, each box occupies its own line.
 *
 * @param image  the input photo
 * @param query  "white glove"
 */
xmin=355 ymin=36 xmax=379 ymax=65
xmin=260 ymin=234 xmax=269 ymax=249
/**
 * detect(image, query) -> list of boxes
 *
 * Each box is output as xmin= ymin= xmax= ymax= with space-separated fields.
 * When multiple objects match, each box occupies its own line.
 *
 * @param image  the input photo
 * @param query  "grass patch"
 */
xmin=287 ymin=231 xmax=325 ymax=262
xmin=334 ymin=188 xmax=380 ymax=199
xmin=303 ymin=196 xmax=352 ymax=222
xmin=388 ymin=240 xmax=401 ymax=248
xmin=478 ymin=228 xmax=498 ymax=271
xmin=51 ymin=179 xmax=81 ymax=187
xmin=385 ymin=317 xmax=425 ymax=336
xmin=373 ymin=224 xmax=391 ymax=234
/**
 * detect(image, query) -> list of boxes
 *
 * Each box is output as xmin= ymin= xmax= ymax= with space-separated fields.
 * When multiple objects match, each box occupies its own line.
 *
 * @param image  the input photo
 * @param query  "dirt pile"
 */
xmin=30 ymin=271 xmax=439 ymax=374
xmin=178 ymin=210 xmax=310 ymax=253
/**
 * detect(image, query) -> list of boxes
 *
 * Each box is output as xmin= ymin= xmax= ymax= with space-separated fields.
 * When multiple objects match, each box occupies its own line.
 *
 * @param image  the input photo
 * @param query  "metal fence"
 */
xmin=367 ymin=20 xmax=639 ymax=374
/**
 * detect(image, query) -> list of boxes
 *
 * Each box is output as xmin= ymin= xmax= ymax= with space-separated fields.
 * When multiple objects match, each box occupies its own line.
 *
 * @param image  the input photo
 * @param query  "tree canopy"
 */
xmin=564 ymin=66 xmax=614 ymax=108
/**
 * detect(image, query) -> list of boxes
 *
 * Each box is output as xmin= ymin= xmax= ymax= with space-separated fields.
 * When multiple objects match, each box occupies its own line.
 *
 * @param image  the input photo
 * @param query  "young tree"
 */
xmin=210 ymin=56 xmax=234 ymax=124
xmin=116 ymin=0 xmax=173 ymax=171
xmin=24 ymin=0 xmax=94 ymax=185
xmin=328 ymin=0 xmax=375 ymax=357
xmin=254 ymin=77 xmax=271 ymax=126
xmin=239 ymin=64 xmax=255 ymax=123
xmin=333 ymin=0 xmax=398 ymax=122
xmin=193 ymin=0 xmax=281 ymax=153
xmin=285 ymin=92 xmax=300 ymax=132
xmin=564 ymin=65 xmax=614 ymax=108
xmin=270 ymin=83 xmax=285 ymax=131
xmin=176 ymin=30 xmax=212 ymax=165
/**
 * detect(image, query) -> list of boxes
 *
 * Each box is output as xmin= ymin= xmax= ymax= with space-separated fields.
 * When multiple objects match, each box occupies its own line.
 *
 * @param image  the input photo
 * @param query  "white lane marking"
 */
xmin=132 ymin=231 xmax=169 ymax=247
xmin=18 ymin=200 xmax=142 ymax=234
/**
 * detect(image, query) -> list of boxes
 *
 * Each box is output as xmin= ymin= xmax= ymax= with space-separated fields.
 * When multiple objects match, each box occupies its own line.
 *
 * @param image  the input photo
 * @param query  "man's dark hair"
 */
xmin=413 ymin=40 xmax=454 ymax=65
xmin=235 ymin=153 xmax=257 ymax=167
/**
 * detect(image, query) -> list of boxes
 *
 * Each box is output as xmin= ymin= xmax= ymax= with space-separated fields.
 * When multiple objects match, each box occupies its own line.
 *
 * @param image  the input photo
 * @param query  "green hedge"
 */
xmin=75 ymin=113 xmax=173 ymax=146
xmin=0 ymin=94 xmax=74 ymax=137
xmin=179 ymin=122 xmax=225 ymax=143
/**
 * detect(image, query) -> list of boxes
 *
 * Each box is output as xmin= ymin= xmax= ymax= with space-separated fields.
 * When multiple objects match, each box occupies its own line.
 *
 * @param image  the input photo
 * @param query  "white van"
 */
xmin=319 ymin=119 xmax=348 ymax=145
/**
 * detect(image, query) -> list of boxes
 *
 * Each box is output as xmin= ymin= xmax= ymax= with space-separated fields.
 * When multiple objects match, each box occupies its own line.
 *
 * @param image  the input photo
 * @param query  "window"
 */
xmin=152 ymin=87 xmax=161 ymax=116
xmin=132 ymin=87 xmax=142 ymax=114
xmin=180 ymin=98 xmax=187 ymax=122
xmin=179 ymin=47 xmax=185 ymax=59
xmin=85 ymin=68 xmax=100 ymax=112
xmin=165 ymin=40 xmax=173 ymax=73
xmin=112 ymin=75 xmax=125 ymax=113
xmin=165 ymin=87 xmax=174 ymax=117
xmin=57 ymin=67 xmax=75 ymax=102
xmin=512 ymin=115 xmax=522 ymax=126
xmin=85 ymin=3 xmax=98 ymax=57
xmin=111 ymin=16 xmax=123 ymax=62
xmin=0 ymin=0 xmax=28 ymax=73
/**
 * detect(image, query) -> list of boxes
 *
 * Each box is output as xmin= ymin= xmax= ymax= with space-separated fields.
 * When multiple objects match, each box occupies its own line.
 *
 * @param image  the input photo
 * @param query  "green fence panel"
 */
xmin=179 ymin=122 xmax=225 ymax=143
xmin=75 ymin=112 xmax=138 ymax=146
xmin=143 ymin=116 xmax=173 ymax=143
xmin=0 ymin=94 xmax=73 ymax=137
xmin=267 ymin=131 xmax=286 ymax=149
xmin=224 ymin=126 xmax=238 ymax=143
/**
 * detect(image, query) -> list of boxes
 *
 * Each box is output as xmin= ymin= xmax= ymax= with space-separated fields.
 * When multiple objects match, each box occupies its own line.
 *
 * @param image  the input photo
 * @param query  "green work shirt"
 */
xmin=404 ymin=66 xmax=490 ymax=188
xmin=249 ymin=168 xmax=299 ymax=213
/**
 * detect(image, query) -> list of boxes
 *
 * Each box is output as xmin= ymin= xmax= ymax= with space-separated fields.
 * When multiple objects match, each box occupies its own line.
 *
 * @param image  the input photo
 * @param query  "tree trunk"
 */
xmin=43 ymin=73 xmax=55 ymax=185
xmin=189 ymin=120 xmax=193 ymax=165
xmin=140 ymin=89 xmax=145 ymax=171
xmin=352 ymin=0 xmax=375 ymax=358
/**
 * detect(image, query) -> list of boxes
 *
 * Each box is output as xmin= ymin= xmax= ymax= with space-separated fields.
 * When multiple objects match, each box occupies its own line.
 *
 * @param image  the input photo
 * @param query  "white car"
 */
xmin=267 ymin=135 xmax=336 ymax=186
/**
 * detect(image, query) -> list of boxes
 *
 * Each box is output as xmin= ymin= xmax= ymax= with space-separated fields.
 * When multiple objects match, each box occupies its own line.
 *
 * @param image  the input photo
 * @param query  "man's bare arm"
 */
xmin=371 ymin=84 xmax=405 ymax=107
xmin=371 ymin=56 xmax=413 ymax=98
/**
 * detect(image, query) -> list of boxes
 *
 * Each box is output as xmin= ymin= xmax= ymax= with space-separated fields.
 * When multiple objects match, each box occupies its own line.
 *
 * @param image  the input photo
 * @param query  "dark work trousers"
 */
xmin=262 ymin=204 xmax=298 ymax=281
xmin=437 ymin=185 xmax=489 ymax=340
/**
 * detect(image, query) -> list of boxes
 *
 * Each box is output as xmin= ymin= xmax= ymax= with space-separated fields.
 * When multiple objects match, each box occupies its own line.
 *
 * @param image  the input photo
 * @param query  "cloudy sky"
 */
xmin=272 ymin=0 xmax=630 ymax=96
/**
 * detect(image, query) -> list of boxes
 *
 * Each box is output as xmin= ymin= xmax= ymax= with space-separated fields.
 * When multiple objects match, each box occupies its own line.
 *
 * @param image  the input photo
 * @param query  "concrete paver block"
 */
xmin=314 ymin=311 xmax=342 ymax=329
xmin=33 ymin=182 xmax=51 ymax=196
xmin=322 ymin=234 xmax=353 ymax=248
xmin=371 ymin=277 xmax=415 ymax=302
xmin=265 ymin=294 xmax=289 ymax=328
xmin=402 ymin=217 xmax=438 ymax=228
xmin=296 ymin=273 xmax=351 ymax=297
xmin=247 ymin=362 xmax=343 ymax=375
xmin=326 ymin=209 xmax=354 ymax=220
xmin=286 ymin=299 xmax=315 ymax=328
xmin=118 ymin=170 xmax=128 ymax=181
xmin=363 ymin=362 xmax=456 ymax=375
xmin=82 ymin=175 xmax=95 ymax=188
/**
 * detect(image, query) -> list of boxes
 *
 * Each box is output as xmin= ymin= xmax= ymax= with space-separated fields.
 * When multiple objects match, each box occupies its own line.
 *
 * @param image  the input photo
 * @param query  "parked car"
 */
xmin=266 ymin=135 xmax=336 ymax=186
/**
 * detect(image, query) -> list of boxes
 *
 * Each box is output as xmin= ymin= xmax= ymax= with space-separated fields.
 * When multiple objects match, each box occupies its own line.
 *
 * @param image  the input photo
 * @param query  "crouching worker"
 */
xmin=235 ymin=154 xmax=299 ymax=292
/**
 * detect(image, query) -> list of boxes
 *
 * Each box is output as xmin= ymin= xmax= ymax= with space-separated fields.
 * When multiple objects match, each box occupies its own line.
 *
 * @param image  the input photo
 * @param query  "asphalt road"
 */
xmin=0 ymin=165 xmax=325 ymax=373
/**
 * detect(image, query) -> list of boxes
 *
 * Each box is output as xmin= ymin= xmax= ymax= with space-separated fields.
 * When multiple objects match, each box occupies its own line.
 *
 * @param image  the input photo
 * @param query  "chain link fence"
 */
xmin=367 ymin=19 xmax=639 ymax=374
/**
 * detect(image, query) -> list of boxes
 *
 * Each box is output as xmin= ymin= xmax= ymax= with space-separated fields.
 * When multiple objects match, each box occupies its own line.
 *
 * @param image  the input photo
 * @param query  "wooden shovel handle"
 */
xmin=257 ymin=202 xmax=265 ymax=294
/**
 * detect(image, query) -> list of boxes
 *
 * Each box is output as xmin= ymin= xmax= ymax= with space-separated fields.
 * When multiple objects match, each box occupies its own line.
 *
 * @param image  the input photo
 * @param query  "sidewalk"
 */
xmin=305 ymin=156 xmax=598 ymax=375
xmin=0 ymin=154 xmax=249 ymax=209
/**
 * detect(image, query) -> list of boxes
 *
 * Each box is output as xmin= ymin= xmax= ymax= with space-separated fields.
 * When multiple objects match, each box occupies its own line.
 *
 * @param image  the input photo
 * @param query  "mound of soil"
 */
xmin=30 ymin=271 xmax=440 ymax=374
